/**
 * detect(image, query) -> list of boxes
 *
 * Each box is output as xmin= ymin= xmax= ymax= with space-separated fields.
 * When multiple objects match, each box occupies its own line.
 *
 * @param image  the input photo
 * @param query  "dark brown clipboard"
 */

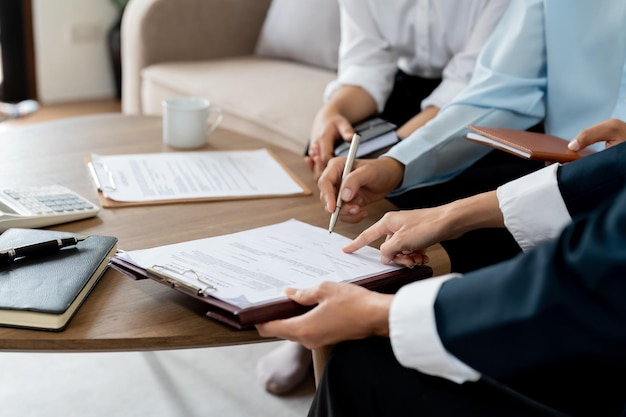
xmin=110 ymin=256 xmax=432 ymax=330
xmin=86 ymin=149 xmax=312 ymax=208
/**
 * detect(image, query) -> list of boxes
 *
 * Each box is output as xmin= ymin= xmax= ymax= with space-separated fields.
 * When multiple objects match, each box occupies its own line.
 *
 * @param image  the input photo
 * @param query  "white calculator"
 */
xmin=0 ymin=185 xmax=100 ymax=232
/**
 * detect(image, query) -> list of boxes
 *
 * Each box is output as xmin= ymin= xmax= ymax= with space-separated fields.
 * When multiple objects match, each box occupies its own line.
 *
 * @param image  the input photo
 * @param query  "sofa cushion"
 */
xmin=140 ymin=56 xmax=336 ymax=154
xmin=254 ymin=0 xmax=340 ymax=71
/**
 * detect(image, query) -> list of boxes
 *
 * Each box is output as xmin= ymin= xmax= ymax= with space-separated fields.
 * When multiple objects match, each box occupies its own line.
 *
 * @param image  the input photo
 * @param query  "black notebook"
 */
xmin=334 ymin=117 xmax=399 ymax=158
xmin=0 ymin=228 xmax=118 ymax=331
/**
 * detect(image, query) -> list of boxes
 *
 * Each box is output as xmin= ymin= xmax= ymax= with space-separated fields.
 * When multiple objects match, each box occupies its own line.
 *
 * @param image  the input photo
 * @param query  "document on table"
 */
xmin=113 ymin=219 xmax=402 ymax=309
xmin=88 ymin=149 xmax=310 ymax=206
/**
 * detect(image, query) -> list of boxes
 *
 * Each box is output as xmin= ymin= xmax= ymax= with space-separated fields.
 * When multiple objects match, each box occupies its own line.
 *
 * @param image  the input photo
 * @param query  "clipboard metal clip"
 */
xmin=148 ymin=264 xmax=217 ymax=296
xmin=87 ymin=160 xmax=117 ymax=192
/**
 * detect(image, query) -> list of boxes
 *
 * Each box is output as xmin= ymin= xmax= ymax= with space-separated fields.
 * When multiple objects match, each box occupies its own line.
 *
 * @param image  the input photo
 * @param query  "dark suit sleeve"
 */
xmin=558 ymin=141 xmax=626 ymax=217
xmin=433 ymin=184 xmax=626 ymax=379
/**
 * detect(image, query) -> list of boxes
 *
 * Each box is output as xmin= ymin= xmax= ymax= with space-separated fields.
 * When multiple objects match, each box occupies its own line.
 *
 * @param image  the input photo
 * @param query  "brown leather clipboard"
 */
xmin=86 ymin=149 xmax=312 ymax=208
xmin=110 ymin=257 xmax=433 ymax=330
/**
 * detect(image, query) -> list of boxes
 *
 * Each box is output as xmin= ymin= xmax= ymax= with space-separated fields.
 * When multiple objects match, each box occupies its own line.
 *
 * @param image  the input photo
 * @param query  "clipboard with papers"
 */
xmin=109 ymin=219 xmax=433 ymax=329
xmin=87 ymin=149 xmax=311 ymax=208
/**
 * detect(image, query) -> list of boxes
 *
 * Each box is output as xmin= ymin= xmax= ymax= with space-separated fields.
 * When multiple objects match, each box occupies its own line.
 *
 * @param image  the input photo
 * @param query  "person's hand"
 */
xmin=318 ymin=156 xmax=405 ymax=224
xmin=342 ymin=209 xmax=453 ymax=267
xmin=306 ymin=106 xmax=355 ymax=179
xmin=256 ymin=281 xmax=392 ymax=349
xmin=568 ymin=118 xmax=626 ymax=151
xmin=306 ymin=86 xmax=378 ymax=179
xmin=395 ymin=106 xmax=440 ymax=139
xmin=344 ymin=191 xmax=504 ymax=267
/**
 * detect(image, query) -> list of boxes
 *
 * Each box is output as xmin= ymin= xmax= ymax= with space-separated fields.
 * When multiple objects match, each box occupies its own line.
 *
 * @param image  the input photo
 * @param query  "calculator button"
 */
xmin=1 ymin=190 xmax=90 ymax=214
xmin=0 ymin=185 xmax=99 ymax=232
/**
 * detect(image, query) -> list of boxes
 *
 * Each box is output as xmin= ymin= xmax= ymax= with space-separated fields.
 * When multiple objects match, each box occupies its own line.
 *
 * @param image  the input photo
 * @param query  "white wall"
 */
xmin=32 ymin=0 xmax=119 ymax=103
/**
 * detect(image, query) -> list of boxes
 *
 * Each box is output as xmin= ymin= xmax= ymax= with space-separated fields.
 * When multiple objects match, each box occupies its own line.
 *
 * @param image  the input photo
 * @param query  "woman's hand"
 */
xmin=307 ymin=106 xmax=355 ymax=179
xmin=306 ymin=86 xmax=377 ymax=179
xmin=343 ymin=191 xmax=503 ymax=267
xmin=318 ymin=156 xmax=405 ymax=224
xmin=568 ymin=118 xmax=626 ymax=151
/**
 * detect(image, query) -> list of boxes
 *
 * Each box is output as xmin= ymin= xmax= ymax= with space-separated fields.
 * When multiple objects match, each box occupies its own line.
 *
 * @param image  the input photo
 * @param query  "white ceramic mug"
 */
xmin=162 ymin=97 xmax=223 ymax=149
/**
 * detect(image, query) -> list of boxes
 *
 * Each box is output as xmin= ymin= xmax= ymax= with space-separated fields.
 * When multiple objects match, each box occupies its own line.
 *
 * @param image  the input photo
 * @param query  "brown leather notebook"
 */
xmin=466 ymin=125 xmax=595 ymax=163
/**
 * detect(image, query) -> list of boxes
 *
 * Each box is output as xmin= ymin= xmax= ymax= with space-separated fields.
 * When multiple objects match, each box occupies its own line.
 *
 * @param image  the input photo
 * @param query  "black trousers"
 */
xmin=308 ymin=338 xmax=626 ymax=417
xmin=380 ymin=70 xmax=545 ymax=273
xmin=379 ymin=70 xmax=443 ymax=127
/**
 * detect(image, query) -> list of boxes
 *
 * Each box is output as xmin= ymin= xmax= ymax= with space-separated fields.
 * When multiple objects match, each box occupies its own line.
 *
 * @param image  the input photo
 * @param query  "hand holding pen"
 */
xmin=328 ymin=133 xmax=361 ymax=233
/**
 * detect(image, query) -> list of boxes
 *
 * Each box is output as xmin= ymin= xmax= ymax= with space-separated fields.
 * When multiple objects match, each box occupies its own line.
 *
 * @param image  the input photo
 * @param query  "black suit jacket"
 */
xmin=433 ymin=143 xmax=626 ymax=408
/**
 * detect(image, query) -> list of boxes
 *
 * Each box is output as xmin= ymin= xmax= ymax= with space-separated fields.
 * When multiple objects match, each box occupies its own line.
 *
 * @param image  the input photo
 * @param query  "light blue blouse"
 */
xmin=385 ymin=0 xmax=626 ymax=195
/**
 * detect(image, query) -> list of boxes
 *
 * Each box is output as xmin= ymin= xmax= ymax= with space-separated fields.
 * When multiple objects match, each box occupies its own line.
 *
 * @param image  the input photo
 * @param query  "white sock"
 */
xmin=0 ymin=100 xmax=38 ymax=119
xmin=257 ymin=341 xmax=312 ymax=395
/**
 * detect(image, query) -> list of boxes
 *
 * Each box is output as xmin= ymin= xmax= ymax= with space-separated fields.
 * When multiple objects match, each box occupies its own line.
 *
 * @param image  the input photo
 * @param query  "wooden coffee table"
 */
xmin=0 ymin=114 xmax=449 ymax=379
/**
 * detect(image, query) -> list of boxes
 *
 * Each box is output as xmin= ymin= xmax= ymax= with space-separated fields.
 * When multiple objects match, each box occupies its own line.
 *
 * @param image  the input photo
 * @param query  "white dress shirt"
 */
xmin=390 ymin=163 xmax=571 ymax=383
xmin=324 ymin=0 xmax=511 ymax=112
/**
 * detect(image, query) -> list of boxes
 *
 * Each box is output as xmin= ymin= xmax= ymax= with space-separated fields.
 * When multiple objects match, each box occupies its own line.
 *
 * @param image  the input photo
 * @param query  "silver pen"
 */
xmin=329 ymin=133 xmax=361 ymax=233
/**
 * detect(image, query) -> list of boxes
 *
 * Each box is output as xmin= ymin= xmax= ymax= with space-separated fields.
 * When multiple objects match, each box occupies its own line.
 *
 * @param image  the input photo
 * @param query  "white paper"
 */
xmin=115 ymin=219 xmax=401 ymax=308
xmin=465 ymin=132 xmax=530 ymax=158
xmin=90 ymin=149 xmax=305 ymax=202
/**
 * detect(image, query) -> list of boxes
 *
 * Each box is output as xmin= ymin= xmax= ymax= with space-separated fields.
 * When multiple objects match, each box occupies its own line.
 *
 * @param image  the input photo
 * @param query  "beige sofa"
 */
xmin=121 ymin=0 xmax=340 ymax=154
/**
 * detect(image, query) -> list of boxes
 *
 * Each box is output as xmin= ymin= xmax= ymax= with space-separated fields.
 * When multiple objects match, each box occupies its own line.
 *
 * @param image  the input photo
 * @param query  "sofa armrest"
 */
xmin=122 ymin=0 xmax=272 ymax=114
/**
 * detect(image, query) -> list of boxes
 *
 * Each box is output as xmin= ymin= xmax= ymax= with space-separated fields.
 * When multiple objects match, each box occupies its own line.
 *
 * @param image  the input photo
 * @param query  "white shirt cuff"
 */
xmin=497 ymin=163 xmax=571 ymax=251
xmin=324 ymin=66 xmax=397 ymax=112
xmin=390 ymin=274 xmax=481 ymax=384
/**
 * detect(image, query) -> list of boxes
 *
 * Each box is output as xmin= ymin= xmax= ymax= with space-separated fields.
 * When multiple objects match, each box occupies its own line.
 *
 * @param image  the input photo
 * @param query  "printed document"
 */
xmin=90 ymin=149 xmax=307 ymax=202
xmin=114 ymin=219 xmax=401 ymax=308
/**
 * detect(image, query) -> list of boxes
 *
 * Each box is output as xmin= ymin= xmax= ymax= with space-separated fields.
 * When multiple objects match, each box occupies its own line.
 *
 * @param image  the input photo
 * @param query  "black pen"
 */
xmin=0 ymin=236 xmax=89 ymax=263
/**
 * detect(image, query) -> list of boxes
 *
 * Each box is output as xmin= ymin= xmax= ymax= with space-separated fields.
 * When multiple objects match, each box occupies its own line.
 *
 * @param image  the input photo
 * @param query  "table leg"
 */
xmin=312 ymin=345 xmax=333 ymax=387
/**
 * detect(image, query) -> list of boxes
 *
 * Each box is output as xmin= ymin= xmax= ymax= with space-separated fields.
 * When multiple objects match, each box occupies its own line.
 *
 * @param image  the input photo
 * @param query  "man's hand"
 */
xmin=568 ymin=118 xmax=626 ymax=151
xmin=256 ymin=281 xmax=393 ymax=349
xmin=318 ymin=156 xmax=405 ymax=224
